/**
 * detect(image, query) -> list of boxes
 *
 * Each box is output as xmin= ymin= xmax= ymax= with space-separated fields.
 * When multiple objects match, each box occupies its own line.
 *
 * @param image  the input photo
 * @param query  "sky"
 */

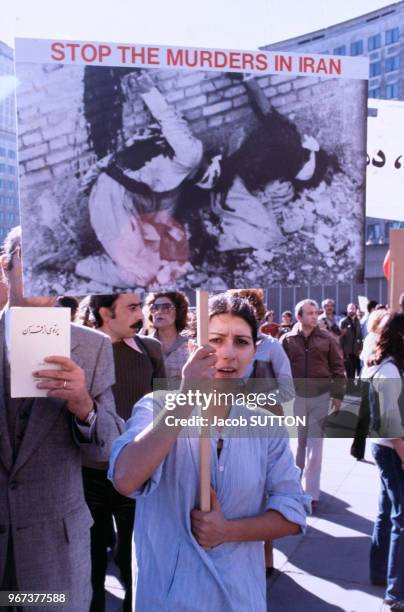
xmin=0 ymin=0 xmax=400 ymax=50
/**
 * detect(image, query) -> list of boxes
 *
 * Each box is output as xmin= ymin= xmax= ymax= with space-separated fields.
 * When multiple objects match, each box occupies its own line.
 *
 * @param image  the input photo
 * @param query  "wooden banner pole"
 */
xmin=196 ymin=289 xmax=211 ymax=512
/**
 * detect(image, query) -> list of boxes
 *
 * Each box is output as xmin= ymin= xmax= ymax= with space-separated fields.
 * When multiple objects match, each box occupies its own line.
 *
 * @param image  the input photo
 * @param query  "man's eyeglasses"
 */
xmin=150 ymin=303 xmax=176 ymax=313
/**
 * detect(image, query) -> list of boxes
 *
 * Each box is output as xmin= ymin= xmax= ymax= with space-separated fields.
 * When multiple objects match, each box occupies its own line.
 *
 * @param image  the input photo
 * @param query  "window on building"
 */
xmin=0 ymin=164 xmax=5 ymax=173
xmin=369 ymin=62 xmax=381 ymax=77
xmin=367 ymin=223 xmax=382 ymax=244
xmin=386 ymin=83 xmax=399 ymax=98
xmin=369 ymin=87 xmax=382 ymax=99
xmin=7 ymin=165 xmax=15 ymax=175
xmin=7 ymin=181 xmax=15 ymax=191
xmin=385 ymin=56 xmax=400 ymax=72
xmin=333 ymin=45 xmax=346 ymax=55
xmin=350 ymin=40 xmax=364 ymax=56
xmin=0 ymin=148 xmax=6 ymax=157
xmin=368 ymin=34 xmax=381 ymax=51
xmin=386 ymin=27 xmax=399 ymax=45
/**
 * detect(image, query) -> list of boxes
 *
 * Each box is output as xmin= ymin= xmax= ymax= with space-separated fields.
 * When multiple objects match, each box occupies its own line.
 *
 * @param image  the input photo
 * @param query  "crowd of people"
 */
xmin=0 ymin=226 xmax=403 ymax=611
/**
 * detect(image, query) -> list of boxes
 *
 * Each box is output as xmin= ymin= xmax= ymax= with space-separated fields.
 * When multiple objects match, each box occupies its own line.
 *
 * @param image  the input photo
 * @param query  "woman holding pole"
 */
xmin=109 ymin=293 xmax=309 ymax=611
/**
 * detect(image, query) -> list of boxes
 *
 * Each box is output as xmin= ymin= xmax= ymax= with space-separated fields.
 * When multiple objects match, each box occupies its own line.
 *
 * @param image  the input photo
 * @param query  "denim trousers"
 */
xmin=370 ymin=443 xmax=404 ymax=604
xmin=82 ymin=467 xmax=135 ymax=612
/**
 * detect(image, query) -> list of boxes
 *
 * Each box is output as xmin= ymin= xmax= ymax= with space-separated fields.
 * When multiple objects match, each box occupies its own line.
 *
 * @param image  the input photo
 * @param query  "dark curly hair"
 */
xmin=146 ymin=292 xmax=189 ymax=333
xmin=229 ymin=289 xmax=266 ymax=322
xmin=84 ymin=294 xmax=119 ymax=329
xmin=208 ymin=292 xmax=258 ymax=345
xmin=368 ymin=312 xmax=404 ymax=370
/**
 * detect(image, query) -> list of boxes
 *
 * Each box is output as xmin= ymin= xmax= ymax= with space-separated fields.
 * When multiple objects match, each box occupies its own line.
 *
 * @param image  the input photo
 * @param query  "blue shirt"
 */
xmin=109 ymin=393 xmax=310 ymax=612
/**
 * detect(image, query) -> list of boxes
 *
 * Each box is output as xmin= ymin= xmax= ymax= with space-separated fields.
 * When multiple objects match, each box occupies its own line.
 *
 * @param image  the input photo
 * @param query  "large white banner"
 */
xmin=15 ymin=38 xmax=368 ymax=296
xmin=367 ymin=99 xmax=404 ymax=221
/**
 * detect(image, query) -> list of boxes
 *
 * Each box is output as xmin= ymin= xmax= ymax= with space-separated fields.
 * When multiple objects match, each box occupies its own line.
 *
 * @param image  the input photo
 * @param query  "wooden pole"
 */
xmin=196 ymin=289 xmax=211 ymax=512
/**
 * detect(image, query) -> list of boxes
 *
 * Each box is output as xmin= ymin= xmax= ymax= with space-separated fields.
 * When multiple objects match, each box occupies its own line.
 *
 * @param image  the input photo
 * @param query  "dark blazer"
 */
xmin=0 ymin=318 xmax=122 ymax=611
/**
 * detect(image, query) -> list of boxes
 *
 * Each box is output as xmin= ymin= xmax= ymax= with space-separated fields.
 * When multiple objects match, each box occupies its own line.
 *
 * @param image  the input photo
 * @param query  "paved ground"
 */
xmin=105 ymin=396 xmax=388 ymax=612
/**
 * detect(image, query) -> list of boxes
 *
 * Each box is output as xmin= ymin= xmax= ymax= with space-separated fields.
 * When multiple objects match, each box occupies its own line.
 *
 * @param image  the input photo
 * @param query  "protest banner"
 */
xmin=14 ymin=37 xmax=368 ymax=508
xmin=15 ymin=38 xmax=368 ymax=297
xmin=367 ymin=99 xmax=404 ymax=222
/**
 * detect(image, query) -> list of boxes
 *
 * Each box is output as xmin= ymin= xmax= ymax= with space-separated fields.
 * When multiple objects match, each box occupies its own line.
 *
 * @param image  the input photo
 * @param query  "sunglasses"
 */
xmin=150 ymin=303 xmax=176 ymax=313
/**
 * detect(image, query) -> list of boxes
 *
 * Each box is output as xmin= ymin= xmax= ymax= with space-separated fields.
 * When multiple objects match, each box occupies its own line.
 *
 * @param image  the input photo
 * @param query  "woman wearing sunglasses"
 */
xmin=109 ymin=293 xmax=309 ymax=611
xmin=146 ymin=292 xmax=190 ymax=388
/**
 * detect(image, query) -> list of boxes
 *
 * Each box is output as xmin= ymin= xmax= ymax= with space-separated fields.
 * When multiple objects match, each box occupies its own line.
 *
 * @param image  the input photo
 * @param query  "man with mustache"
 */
xmin=82 ymin=293 xmax=166 ymax=612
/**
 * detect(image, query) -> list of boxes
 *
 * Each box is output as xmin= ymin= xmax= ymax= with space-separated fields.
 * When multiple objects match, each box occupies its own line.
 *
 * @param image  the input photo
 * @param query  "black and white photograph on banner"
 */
xmin=15 ymin=39 xmax=367 ymax=295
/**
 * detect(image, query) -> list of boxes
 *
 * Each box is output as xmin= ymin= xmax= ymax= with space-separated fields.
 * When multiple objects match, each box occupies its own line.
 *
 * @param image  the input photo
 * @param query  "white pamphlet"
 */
xmin=10 ymin=307 xmax=71 ymax=398
xmin=357 ymin=295 xmax=369 ymax=313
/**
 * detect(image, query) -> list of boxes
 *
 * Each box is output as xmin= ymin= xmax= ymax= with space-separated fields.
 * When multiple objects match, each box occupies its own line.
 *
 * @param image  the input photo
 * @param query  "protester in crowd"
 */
xmin=366 ymin=313 xmax=404 ymax=610
xmin=55 ymin=295 xmax=79 ymax=321
xmin=109 ymin=293 xmax=310 ymax=611
xmin=281 ymin=299 xmax=346 ymax=510
xmin=230 ymin=291 xmax=295 ymax=408
xmin=318 ymin=298 xmax=341 ymax=340
xmin=80 ymin=293 xmax=166 ymax=612
xmin=76 ymin=70 xmax=203 ymax=288
xmin=278 ymin=310 xmax=294 ymax=338
xmin=351 ymin=308 xmax=388 ymax=461
xmin=339 ymin=303 xmax=363 ymax=394
xmin=360 ymin=299 xmax=378 ymax=339
xmin=260 ymin=310 xmax=279 ymax=338
xmin=230 ymin=288 xmax=295 ymax=576
xmin=0 ymin=227 xmax=122 ymax=612
xmin=146 ymin=291 xmax=190 ymax=388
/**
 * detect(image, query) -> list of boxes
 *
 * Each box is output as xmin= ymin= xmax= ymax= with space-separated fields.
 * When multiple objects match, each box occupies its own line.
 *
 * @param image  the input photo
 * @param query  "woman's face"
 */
xmin=150 ymin=297 xmax=177 ymax=331
xmin=209 ymin=313 xmax=255 ymax=379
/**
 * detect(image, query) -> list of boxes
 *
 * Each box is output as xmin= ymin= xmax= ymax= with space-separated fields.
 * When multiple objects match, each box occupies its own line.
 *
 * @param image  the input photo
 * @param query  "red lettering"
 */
xmin=81 ymin=44 xmax=97 ymax=63
xmin=184 ymin=50 xmax=198 ymax=67
xmin=118 ymin=45 xmax=130 ymax=64
xmin=243 ymin=52 xmax=255 ymax=70
xmin=255 ymin=53 xmax=267 ymax=71
xmin=167 ymin=48 xmax=183 ymax=66
xmin=50 ymin=42 xmax=65 ymax=61
xmin=148 ymin=47 xmax=160 ymax=65
xmin=316 ymin=57 xmax=328 ymax=74
xmin=200 ymin=50 xmax=213 ymax=68
xmin=130 ymin=47 xmax=147 ymax=64
xmin=99 ymin=45 xmax=112 ymax=62
xmin=330 ymin=57 xmax=342 ymax=75
xmin=299 ymin=56 xmax=315 ymax=73
xmin=275 ymin=54 xmax=291 ymax=71
xmin=214 ymin=51 xmax=228 ymax=68
xmin=65 ymin=43 xmax=80 ymax=61
xmin=229 ymin=52 xmax=241 ymax=70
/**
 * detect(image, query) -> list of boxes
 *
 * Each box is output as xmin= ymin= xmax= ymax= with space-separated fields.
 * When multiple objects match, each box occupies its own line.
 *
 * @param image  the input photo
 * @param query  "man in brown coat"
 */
xmin=281 ymin=299 xmax=345 ymax=509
